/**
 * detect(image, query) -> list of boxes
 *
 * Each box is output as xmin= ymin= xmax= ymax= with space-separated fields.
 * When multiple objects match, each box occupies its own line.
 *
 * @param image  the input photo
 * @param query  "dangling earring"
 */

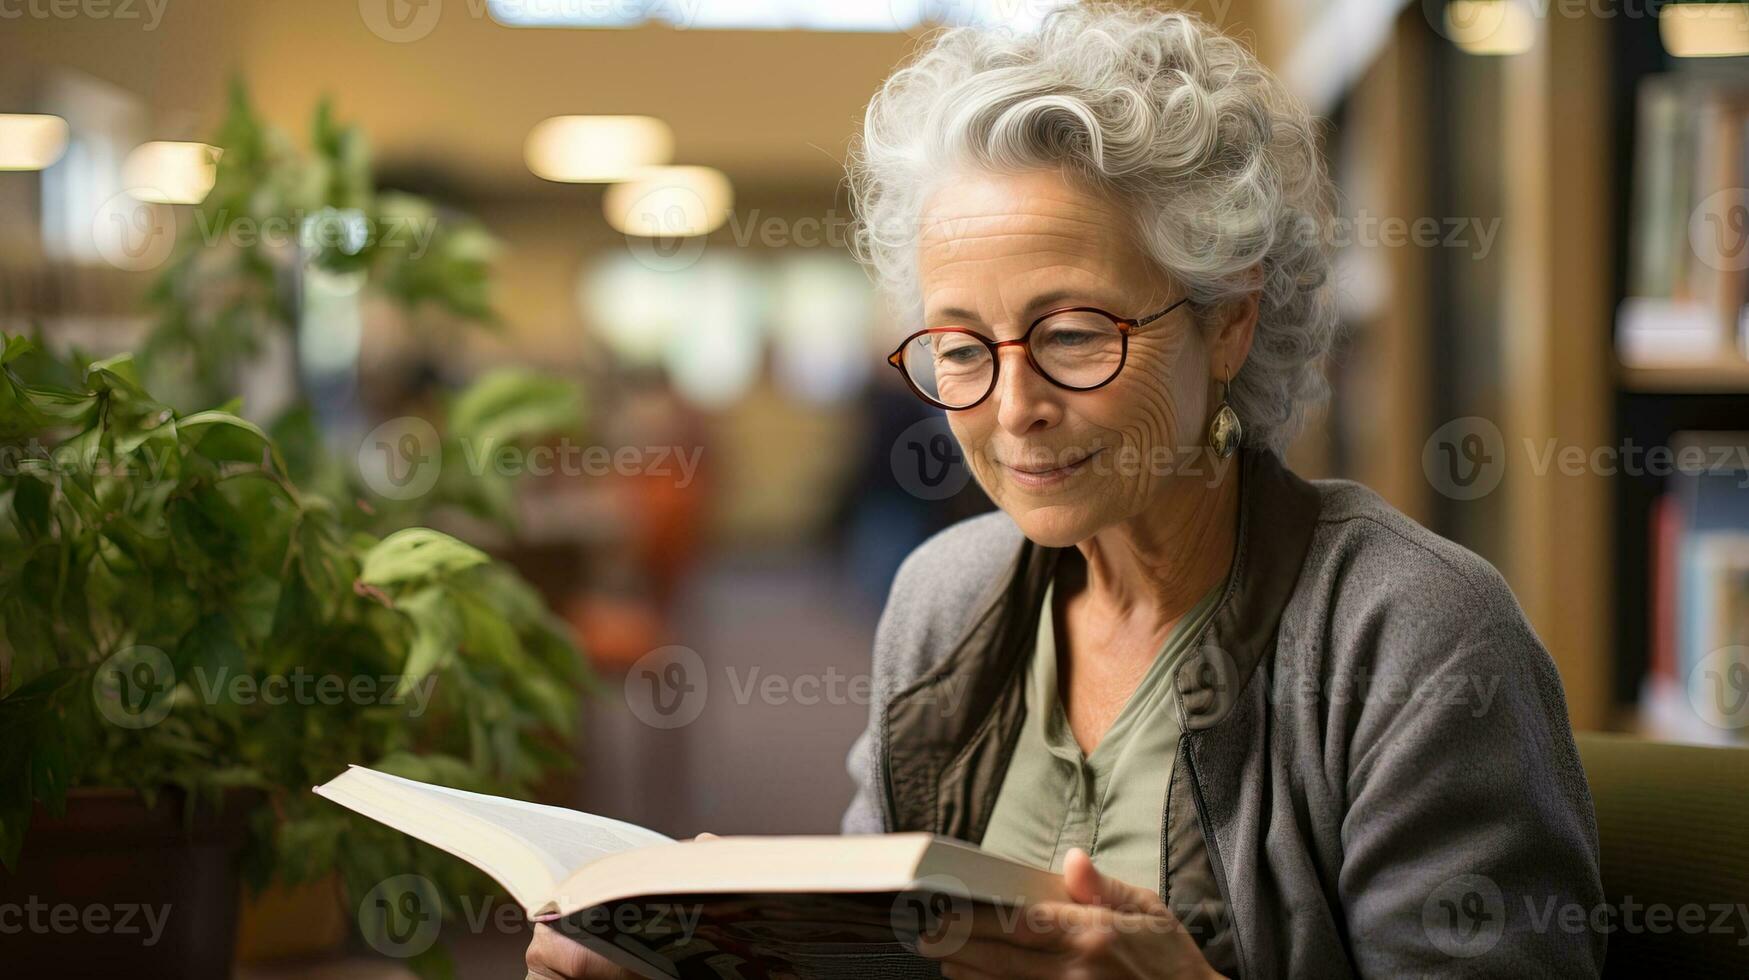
xmin=1207 ymin=367 xmax=1242 ymax=459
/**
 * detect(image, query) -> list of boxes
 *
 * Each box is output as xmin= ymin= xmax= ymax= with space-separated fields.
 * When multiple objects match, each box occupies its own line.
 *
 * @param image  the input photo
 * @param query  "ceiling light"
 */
xmin=1661 ymin=3 xmax=1749 ymax=57
xmin=603 ymin=166 xmax=733 ymax=238
xmin=1445 ymin=0 xmax=1537 ymax=55
xmin=525 ymin=115 xmax=674 ymax=183
xmin=121 ymin=141 xmax=220 ymax=204
xmin=0 ymin=114 xmax=70 ymax=171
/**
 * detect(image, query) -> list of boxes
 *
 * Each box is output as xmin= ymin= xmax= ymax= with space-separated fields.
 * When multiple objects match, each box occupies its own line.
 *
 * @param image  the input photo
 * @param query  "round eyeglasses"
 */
xmin=887 ymin=297 xmax=1190 ymax=411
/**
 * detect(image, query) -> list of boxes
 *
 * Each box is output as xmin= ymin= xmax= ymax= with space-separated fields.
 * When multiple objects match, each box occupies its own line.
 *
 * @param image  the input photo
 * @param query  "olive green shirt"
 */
xmin=979 ymin=574 xmax=1227 ymax=891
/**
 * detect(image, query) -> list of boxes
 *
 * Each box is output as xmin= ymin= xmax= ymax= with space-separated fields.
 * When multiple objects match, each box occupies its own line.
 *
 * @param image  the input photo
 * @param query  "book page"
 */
xmin=372 ymin=769 xmax=674 ymax=874
xmin=314 ymin=766 xmax=673 ymax=911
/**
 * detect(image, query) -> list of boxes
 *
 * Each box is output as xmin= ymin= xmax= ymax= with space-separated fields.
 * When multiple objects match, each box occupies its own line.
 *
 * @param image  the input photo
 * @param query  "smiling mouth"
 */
xmin=999 ymin=448 xmax=1104 ymax=485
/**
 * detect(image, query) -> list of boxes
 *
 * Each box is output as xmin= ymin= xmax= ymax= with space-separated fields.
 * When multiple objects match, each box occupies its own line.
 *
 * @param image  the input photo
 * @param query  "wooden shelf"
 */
xmin=1617 ymin=359 xmax=1749 ymax=394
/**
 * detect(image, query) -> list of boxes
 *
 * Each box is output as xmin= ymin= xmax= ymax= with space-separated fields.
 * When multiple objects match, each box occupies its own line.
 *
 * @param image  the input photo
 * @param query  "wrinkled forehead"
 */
xmin=914 ymin=170 xmax=1159 ymax=301
xmin=917 ymin=170 xmax=1127 ymax=249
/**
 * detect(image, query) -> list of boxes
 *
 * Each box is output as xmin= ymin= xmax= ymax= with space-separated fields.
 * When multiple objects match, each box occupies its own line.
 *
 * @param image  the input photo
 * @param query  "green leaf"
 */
xmin=448 ymin=369 xmax=583 ymax=449
xmin=359 ymin=529 xmax=488 ymax=587
xmin=9 ymin=474 xmax=51 ymax=540
xmin=395 ymin=587 xmax=459 ymax=697
xmin=179 ymin=409 xmax=285 ymax=471
xmin=178 ymin=615 xmax=246 ymax=716
xmin=1 ymin=595 xmax=59 ymax=693
xmin=2 ymin=333 xmax=36 ymax=365
xmin=0 ymin=668 xmax=85 ymax=869
xmin=85 ymin=353 xmax=150 ymax=400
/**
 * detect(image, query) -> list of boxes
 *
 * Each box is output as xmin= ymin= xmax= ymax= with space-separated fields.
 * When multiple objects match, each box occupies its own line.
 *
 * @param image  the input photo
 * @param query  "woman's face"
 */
xmin=915 ymin=168 xmax=1215 ymax=548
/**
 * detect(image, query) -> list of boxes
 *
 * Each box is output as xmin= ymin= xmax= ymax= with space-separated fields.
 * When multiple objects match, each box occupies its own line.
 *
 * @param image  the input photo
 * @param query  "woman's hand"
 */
xmin=524 ymin=834 xmax=719 ymax=980
xmin=918 ymin=848 xmax=1222 ymax=980
xmin=525 ymin=922 xmax=635 ymax=980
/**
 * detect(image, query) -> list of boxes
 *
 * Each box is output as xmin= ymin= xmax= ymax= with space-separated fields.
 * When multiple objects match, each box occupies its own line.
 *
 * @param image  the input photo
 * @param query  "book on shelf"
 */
xmin=1645 ymin=431 xmax=1749 ymax=741
xmin=1619 ymin=74 xmax=1749 ymax=366
xmin=314 ymin=766 xmax=1067 ymax=979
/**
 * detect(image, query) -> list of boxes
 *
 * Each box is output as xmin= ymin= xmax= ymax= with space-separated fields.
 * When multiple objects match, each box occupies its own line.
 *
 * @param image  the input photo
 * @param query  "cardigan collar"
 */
xmin=880 ymin=445 xmax=1323 ymax=838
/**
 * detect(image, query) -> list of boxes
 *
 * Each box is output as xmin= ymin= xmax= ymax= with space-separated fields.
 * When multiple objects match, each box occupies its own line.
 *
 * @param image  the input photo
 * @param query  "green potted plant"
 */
xmin=0 ymin=334 xmax=588 ymax=977
xmin=0 ymin=86 xmax=592 ymax=979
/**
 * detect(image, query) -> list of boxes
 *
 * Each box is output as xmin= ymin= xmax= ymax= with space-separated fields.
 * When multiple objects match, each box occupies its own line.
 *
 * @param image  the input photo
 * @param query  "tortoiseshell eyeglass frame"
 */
xmin=886 ymin=296 xmax=1191 ymax=411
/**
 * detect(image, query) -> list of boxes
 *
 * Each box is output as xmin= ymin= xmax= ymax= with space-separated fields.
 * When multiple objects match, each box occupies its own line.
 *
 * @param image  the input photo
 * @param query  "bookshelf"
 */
xmin=1304 ymin=5 xmax=1618 ymax=728
xmin=1618 ymin=359 xmax=1749 ymax=394
xmin=1608 ymin=13 xmax=1749 ymax=739
xmin=1279 ymin=2 xmax=1749 ymax=733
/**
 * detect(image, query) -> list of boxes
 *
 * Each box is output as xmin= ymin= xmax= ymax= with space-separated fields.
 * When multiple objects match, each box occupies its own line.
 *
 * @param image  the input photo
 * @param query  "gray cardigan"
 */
xmin=842 ymin=447 xmax=1605 ymax=977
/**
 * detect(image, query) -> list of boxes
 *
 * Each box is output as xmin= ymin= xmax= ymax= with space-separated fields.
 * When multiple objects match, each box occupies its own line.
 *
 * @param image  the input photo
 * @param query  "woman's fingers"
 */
xmin=961 ymin=902 xmax=1076 ymax=950
xmin=525 ymin=922 xmax=634 ymax=980
xmin=1063 ymin=847 xmax=1170 ymax=916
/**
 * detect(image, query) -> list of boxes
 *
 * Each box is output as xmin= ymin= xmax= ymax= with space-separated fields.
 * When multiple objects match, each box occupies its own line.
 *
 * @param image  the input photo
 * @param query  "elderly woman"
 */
xmin=529 ymin=5 xmax=1604 ymax=978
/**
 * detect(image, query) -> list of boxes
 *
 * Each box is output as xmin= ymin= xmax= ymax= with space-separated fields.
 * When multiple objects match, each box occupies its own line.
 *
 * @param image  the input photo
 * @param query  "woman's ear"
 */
xmin=1207 ymin=274 xmax=1261 ymax=380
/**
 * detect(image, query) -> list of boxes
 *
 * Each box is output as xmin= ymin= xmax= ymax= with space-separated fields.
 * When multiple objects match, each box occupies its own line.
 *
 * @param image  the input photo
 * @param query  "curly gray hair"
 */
xmin=848 ymin=4 xmax=1339 ymax=452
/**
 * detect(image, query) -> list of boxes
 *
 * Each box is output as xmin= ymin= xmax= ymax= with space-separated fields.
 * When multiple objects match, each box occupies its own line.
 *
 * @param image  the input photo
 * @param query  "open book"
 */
xmin=313 ymin=766 xmax=1067 ymax=979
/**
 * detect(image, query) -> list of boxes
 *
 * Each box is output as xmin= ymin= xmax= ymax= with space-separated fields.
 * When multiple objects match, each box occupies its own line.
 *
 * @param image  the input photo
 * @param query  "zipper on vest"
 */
xmin=1180 ymin=733 xmax=1249 ymax=979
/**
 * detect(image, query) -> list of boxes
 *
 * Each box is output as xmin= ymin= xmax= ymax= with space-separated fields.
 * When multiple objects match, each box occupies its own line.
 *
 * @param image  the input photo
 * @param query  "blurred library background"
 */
xmin=4 ymin=0 xmax=1749 ymax=975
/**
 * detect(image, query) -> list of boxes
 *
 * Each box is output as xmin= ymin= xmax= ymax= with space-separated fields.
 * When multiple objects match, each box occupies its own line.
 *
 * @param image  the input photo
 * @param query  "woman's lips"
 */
xmin=1000 ymin=449 xmax=1102 ymax=490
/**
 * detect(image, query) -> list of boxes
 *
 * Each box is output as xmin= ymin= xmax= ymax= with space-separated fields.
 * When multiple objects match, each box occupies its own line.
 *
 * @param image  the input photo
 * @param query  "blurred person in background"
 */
xmin=531 ymin=4 xmax=1605 ymax=978
xmin=835 ymin=366 xmax=992 ymax=613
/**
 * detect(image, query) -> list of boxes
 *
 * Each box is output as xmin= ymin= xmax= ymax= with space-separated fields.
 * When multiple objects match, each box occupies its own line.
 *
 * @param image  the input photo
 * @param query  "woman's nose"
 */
xmin=991 ymin=346 xmax=1063 ymax=436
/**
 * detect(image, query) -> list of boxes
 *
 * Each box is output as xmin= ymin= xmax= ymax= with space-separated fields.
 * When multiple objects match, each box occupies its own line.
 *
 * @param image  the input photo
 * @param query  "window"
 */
xmin=487 ymin=0 xmax=1070 ymax=33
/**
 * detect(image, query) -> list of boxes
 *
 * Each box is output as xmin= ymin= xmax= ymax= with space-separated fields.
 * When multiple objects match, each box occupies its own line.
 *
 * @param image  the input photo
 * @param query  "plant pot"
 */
xmin=235 ymin=873 xmax=349 ymax=964
xmin=0 ymin=786 xmax=260 ymax=978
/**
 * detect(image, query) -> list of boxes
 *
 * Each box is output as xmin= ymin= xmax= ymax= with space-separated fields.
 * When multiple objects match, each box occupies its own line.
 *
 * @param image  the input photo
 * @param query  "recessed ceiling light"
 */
xmin=525 ymin=115 xmax=674 ymax=183
xmin=603 ymin=166 xmax=734 ymax=238
xmin=122 ymin=141 xmax=221 ymax=204
xmin=1444 ymin=0 xmax=1537 ymax=55
xmin=0 ymin=114 xmax=70 ymax=171
xmin=1661 ymin=3 xmax=1749 ymax=58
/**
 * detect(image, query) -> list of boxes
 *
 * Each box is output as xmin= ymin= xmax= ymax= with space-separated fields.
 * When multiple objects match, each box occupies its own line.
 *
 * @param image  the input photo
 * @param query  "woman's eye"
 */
xmin=936 ymin=343 xmax=982 ymax=364
xmin=1045 ymin=330 xmax=1096 ymax=348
